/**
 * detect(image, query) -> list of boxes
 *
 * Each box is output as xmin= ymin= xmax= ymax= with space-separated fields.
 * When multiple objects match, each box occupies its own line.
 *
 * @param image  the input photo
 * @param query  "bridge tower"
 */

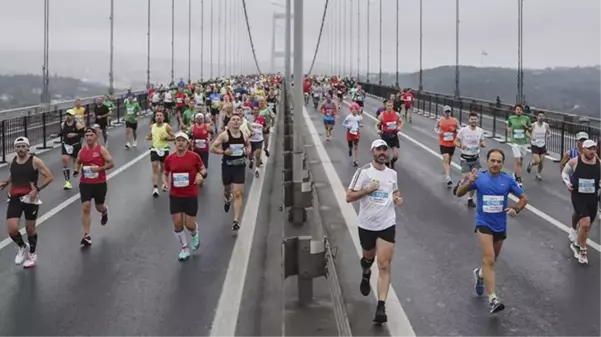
xmin=270 ymin=11 xmax=292 ymax=73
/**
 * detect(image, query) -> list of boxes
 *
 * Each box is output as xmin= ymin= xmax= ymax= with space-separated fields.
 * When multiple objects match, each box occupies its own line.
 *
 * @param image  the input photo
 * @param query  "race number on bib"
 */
xmin=230 ymin=144 xmax=244 ymax=156
xmin=176 ymin=98 xmax=183 ymax=104
xmin=153 ymin=148 xmax=166 ymax=157
xmin=386 ymin=122 xmax=397 ymax=130
xmin=82 ymin=166 xmax=99 ymax=179
xmin=194 ymin=139 xmax=207 ymax=149
xmin=368 ymin=191 xmax=389 ymax=205
xmin=268 ymin=103 xmax=274 ymax=109
xmin=577 ymin=178 xmax=595 ymax=194
xmin=349 ymin=128 xmax=358 ymax=135
xmin=443 ymin=132 xmax=454 ymax=141
xmin=20 ymin=195 xmax=42 ymax=205
xmin=63 ymin=144 xmax=74 ymax=154
xmin=533 ymin=138 xmax=545 ymax=147
xmin=482 ymin=195 xmax=504 ymax=213
xmin=127 ymin=107 xmax=135 ymax=115
xmin=172 ymin=173 xmax=190 ymax=188
xmin=514 ymin=129 xmax=525 ymax=139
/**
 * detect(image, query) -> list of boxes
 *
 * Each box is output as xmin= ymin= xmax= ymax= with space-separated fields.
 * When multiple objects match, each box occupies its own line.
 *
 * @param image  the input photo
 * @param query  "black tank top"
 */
xmin=267 ymin=95 xmax=276 ymax=103
xmin=572 ymin=156 xmax=600 ymax=199
xmin=10 ymin=155 xmax=38 ymax=197
xmin=222 ymin=129 xmax=246 ymax=166
xmin=62 ymin=121 xmax=81 ymax=145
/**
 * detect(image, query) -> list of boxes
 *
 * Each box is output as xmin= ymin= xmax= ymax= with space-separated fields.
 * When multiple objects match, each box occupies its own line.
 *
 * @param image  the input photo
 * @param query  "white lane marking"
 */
xmin=0 ymin=149 xmax=150 ymax=251
xmin=347 ymin=101 xmax=601 ymax=253
xmin=209 ymin=128 xmax=277 ymax=337
xmin=301 ymin=106 xmax=416 ymax=337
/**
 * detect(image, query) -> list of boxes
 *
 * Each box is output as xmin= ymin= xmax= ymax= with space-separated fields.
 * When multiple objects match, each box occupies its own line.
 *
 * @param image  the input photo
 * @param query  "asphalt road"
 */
xmin=303 ymin=99 xmax=600 ymax=336
xmin=0 ymin=118 xmax=281 ymax=335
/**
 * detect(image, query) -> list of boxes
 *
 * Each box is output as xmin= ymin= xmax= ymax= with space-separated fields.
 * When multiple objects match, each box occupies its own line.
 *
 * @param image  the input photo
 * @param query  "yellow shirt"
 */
xmin=72 ymin=106 xmax=87 ymax=127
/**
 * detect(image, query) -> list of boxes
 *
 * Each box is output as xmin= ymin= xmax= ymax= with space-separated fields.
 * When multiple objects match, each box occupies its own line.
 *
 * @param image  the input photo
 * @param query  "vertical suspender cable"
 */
xmin=395 ymin=0 xmax=399 ymax=87
xmin=201 ymin=0 xmax=204 ymax=81
xmin=170 ymin=0 xmax=174 ymax=83
xmin=366 ymin=0 xmax=370 ymax=82
xmin=146 ymin=0 xmax=151 ymax=88
xmin=378 ymin=0 xmax=382 ymax=85
xmin=210 ymin=0 xmax=214 ymax=79
xmin=188 ymin=0 xmax=192 ymax=83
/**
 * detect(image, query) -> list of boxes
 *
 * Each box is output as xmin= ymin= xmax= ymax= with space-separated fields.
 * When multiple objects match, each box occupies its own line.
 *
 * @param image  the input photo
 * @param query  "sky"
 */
xmin=0 ymin=0 xmax=599 ymax=85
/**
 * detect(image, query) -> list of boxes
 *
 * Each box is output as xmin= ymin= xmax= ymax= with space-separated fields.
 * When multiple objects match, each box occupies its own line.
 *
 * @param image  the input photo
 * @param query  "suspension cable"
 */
xmin=241 ymin=0 xmax=262 ymax=75
xmin=308 ymin=0 xmax=330 ymax=75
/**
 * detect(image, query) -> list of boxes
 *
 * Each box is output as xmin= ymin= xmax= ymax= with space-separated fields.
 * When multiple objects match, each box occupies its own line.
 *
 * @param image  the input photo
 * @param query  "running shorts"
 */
xmin=169 ymin=195 xmax=198 ymax=216
xmin=358 ymin=226 xmax=396 ymax=251
xmin=80 ymin=182 xmax=108 ymax=205
xmin=6 ymin=196 xmax=39 ymax=221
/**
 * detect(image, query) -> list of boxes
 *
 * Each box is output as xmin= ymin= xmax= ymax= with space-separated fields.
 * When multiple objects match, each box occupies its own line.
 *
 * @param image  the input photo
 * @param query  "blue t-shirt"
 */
xmin=469 ymin=171 xmax=524 ymax=232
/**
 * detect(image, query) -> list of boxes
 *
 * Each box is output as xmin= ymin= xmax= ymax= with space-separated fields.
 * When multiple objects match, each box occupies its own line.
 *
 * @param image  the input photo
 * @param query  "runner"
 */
xmin=211 ymin=113 xmax=251 ymax=231
xmin=401 ymin=89 xmax=414 ymax=123
xmin=454 ymin=112 xmax=487 ymax=207
xmin=343 ymin=103 xmax=363 ymax=167
xmin=526 ymin=111 xmax=550 ymax=180
xmin=455 ymin=149 xmax=528 ymax=314
xmin=257 ymin=96 xmax=276 ymax=157
xmin=60 ymin=109 xmax=85 ymax=190
xmin=375 ymin=100 xmax=402 ymax=169
xmin=124 ymin=96 xmax=142 ymax=149
xmin=188 ymin=113 xmax=212 ymax=176
xmin=162 ymin=132 xmax=206 ymax=261
xmin=0 ymin=137 xmax=54 ymax=268
xmin=147 ymin=110 xmax=175 ymax=197
xmin=434 ymin=105 xmax=459 ymax=187
xmin=72 ymin=98 xmax=87 ymax=127
xmin=76 ymin=128 xmax=113 ymax=247
xmin=93 ymin=97 xmax=110 ymax=146
xmin=319 ymin=94 xmax=338 ymax=141
xmin=562 ymin=139 xmax=600 ymax=265
xmin=346 ymin=139 xmax=404 ymax=324
xmin=506 ymin=104 xmax=532 ymax=187
xmin=560 ymin=131 xmax=589 ymax=243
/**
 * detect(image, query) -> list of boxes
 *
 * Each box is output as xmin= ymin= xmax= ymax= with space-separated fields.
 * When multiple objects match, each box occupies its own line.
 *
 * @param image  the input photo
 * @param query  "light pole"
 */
xmin=201 ymin=0 xmax=204 ymax=81
xmin=378 ymin=0 xmax=382 ymax=85
xmin=109 ymin=0 xmax=115 ymax=95
xmin=285 ymin=0 xmax=291 ymax=81
xmin=356 ymin=0 xmax=360 ymax=81
xmin=343 ymin=0 xmax=347 ymax=77
xmin=210 ymin=0 xmax=214 ymax=79
xmin=419 ymin=0 xmax=423 ymax=91
xmin=217 ymin=0 xmax=222 ymax=77
xmin=366 ymin=0 xmax=370 ymax=82
xmin=454 ymin=0 xmax=460 ymax=98
xmin=517 ymin=0 xmax=524 ymax=104
xmin=171 ymin=0 xmax=175 ymax=83
xmin=42 ymin=0 xmax=50 ymax=103
xmin=395 ymin=0 xmax=399 ymax=88
xmin=349 ymin=0 xmax=353 ymax=78
xmin=146 ymin=0 xmax=151 ymax=89
xmin=188 ymin=0 xmax=192 ymax=83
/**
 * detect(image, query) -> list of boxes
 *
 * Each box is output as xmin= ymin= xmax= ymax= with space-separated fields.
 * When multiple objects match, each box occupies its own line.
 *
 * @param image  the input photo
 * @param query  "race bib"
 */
xmin=349 ymin=128 xmax=358 ymax=135
xmin=212 ymin=99 xmax=221 ymax=106
xmin=75 ymin=115 xmax=83 ymax=123
xmin=268 ymin=103 xmax=274 ymax=109
xmin=514 ymin=129 xmax=525 ymax=139
xmin=355 ymin=96 xmax=363 ymax=101
xmin=313 ymin=93 xmax=320 ymax=97
xmin=577 ymin=178 xmax=595 ymax=194
xmin=482 ymin=195 xmax=504 ymax=213
xmin=443 ymin=132 xmax=454 ymax=141
xmin=63 ymin=144 xmax=74 ymax=154
xmin=127 ymin=107 xmax=135 ymax=115
xmin=194 ymin=139 xmax=207 ymax=149
xmin=465 ymin=146 xmax=479 ymax=155
xmin=176 ymin=98 xmax=183 ymax=104
xmin=82 ymin=166 xmax=99 ymax=179
xmin=153 ymin=148 xmax=166 ymax=157
xmin=172 ymin=172 xmax=189 ymax=188
xmin=368 ymin=190 xmax=389 ymax=205
xmin=230 ymin=144 xmax=244 ymax=156
xmin=385 ymin=121 xmax=397 ymax=131
xmin=533 ymin=138 xmax=545 ymax=147
xmin=20 ymin=194 xmax=42 ymax=205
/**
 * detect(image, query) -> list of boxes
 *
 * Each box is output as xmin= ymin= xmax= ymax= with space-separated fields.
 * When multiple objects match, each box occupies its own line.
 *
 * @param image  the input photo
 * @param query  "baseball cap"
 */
xmin=174 ymin=131 xmax=190 ymax=141
xmin=14 ymin=137 xmax=30 ymax=147
xmin=65 ymin=109 xmax=75 ymax=116
xmin=371 ymin=139 xmax=388 ymax=150
xmin=582 ymin=139 xmax=597 ymax=149
xmin=443 ymin=105 xmax=452 ymax=112
xmin=576 ymin=132 xmax=589 ymax=141
xmin=84 ymin=127 xmax=96 ymax=134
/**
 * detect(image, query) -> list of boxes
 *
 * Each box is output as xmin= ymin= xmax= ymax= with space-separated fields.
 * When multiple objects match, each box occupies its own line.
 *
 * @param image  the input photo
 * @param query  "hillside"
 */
xmin=0 ymin=75 xmax=112 ymax=110
xmin=368 ymin=66 xmax=601 ymax=118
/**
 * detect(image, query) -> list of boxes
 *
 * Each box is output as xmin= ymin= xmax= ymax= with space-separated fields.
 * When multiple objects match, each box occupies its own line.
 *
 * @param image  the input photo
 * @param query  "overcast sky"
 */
xmin=0 ymin=0 xmax=599 ymax=82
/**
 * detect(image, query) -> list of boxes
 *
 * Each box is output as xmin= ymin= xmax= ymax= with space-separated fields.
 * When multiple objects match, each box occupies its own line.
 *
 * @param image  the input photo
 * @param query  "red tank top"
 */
xmin=191 ymin=123 xmax=210 ymax=151
xmin=381 ymin=111 xmax=399 ymax=133
xmin=79 ymin=144 xmax=107 ymax=184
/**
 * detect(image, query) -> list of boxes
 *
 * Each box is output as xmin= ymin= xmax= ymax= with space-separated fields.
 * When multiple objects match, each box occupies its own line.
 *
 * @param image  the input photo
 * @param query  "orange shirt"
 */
xmin=438 ymin=117 xmax=458 ymax=147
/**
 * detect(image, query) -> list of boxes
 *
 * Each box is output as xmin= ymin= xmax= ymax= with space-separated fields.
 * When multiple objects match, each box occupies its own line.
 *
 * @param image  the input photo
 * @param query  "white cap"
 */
xmin=14 ymin=136 xmax=30 ymax=147
xmin=576 ymin=131 xmax=589 ymax=140
xmin=174 ymin=131 xmax=189 ymax=141
xmin=582 ymin=139 xmax=597 ymax=149
xmin=443 ymin=105 xmax=452 ymax=112
xmin=370 ymin=139 xmax=388 ymax=150
xmin=194 ymin=113 xmax=205 ymax=119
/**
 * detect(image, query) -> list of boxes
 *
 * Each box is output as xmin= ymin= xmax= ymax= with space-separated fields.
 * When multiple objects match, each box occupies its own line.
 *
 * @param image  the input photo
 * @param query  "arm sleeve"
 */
xmin=561 ymin=162 xmax=574 ymax=186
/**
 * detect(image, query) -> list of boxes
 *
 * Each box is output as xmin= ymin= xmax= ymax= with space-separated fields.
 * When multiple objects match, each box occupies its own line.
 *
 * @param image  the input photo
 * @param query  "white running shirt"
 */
xmin=456 ymin=126 xmax=485 ymax=156
xmin=163 ymin=91 xmax=173 ymax=103
xmin=348 ymin=163 xmax=398 ymax=231
xmin=531 ymin=122 xmax=549 ymax=147
xmin=343 ymin=114 xmax=363 ymax=134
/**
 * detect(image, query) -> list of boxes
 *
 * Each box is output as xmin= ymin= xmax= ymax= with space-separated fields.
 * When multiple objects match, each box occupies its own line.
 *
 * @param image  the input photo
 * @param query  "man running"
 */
xmin=162 ymin=132 xmax=206 ymax=261
xmin=434 ymin=105 xmax=459 ymax=187
xmin=94 ymin=97 xmax=110 ymax=145
xmin=454 ymin=112 xmax=487 ymax=207
xmin=343 ymin=103 xmax=363 ymax=167
xmin=560 ymin=131 xmax=589 ymax=243
xmin=375 ymin=100 xmax=403 ymax=169
xmin=526 ymin=111 xmax=550 ymax=180
xmin=211 ymin=113 xmax=251 ymax=231
xmin=188 ymin=113 xmax=213 ymax=175
xmin=0 ymin=137 xmax=54 ymax=268
xmin=455 ymin=149 xmax=528 ymax=314
xmin=562 ymin=139 xmax=600 ymax=265
xmin=248 ymin=106 xmax=266 ymax=177
xmin=124 ymin=96 xmax=142 ymax=149
xmin=148 ymin=111 xmax=175 ymax=197
xmin=61 ymin=109 xmax=85 ymax=190
xmin=77 ymin=128 xmax=113 ymax=246
xmin=506 ymin=104 xmax=532 ymax=187
xmin=346 ymin=139 xmax=404 ymax=324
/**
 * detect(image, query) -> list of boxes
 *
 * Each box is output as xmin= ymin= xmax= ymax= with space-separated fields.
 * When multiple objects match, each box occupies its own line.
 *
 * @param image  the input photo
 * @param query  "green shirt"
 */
xmin=124 ymin=100 xmax=141 ymax=123
xmin=182 ymin=109 xmax=196 ymax=128
xmin=507 ymin=114 xmax=531 ymax=145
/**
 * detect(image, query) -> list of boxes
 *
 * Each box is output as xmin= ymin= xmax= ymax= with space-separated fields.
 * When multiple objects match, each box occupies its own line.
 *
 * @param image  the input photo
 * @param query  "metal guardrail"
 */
xmin=0 ymin=93 xmax=149 ymax=164
xmin=0 ymin=90 xmax=146 ymax=121
xmin=359 ymin=82 xmax=601 ymax=157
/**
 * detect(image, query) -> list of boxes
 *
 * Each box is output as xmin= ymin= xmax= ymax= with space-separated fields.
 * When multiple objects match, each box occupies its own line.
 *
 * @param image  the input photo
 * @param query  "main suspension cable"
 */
xmin=308 ymin=0 xmax=330 ymax=75
xmin=241 ymin=0 xmax=262 ymax=74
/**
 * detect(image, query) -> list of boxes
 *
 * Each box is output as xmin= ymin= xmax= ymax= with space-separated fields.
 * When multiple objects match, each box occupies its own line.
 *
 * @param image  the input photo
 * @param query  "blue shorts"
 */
xmin=323 ymin=117 xmax=335 ymax=126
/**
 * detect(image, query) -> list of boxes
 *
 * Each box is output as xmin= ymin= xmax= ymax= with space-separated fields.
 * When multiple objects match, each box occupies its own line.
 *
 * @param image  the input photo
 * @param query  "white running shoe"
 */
xmin=23 ymin=253 xmax=37 ymax=269
xmin=14 ymin=244 xmax=28 ymax=265
xmin=125 ymin=142 xmax=131 ymax=149
xmin=568 ymin=228 xmax=577 ymax=243
xmin=152 ymin=187 xmax=159 ymax=197
xmin=133 ymin=140 xmax=137 ymax=148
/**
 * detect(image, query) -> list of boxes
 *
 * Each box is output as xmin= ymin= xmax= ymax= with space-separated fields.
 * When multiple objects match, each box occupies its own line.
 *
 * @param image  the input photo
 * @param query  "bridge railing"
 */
xmin=0 ymin=92 xmax=149 ymax=164
xmin=0 ymin=90 xmax=146 ymax=121
xmin=359 ymin=82 xmax=600 ymax=157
